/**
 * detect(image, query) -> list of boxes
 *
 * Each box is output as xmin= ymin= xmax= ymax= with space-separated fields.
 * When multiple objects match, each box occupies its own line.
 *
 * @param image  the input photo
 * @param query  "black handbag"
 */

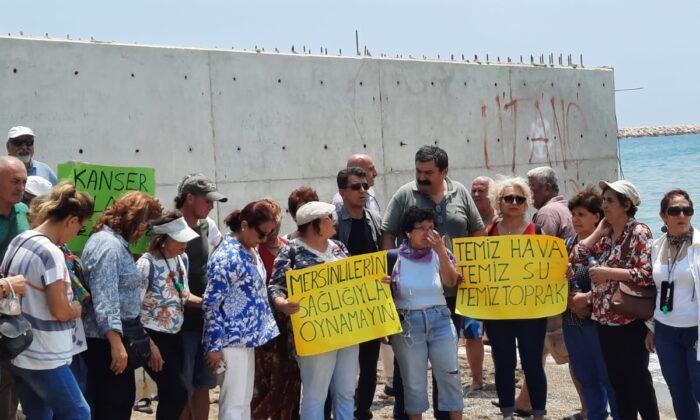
xmin=121 ymin=317 xmax=151 ymax=371
xmin=0 ymin=234 xmax=45 ymax=360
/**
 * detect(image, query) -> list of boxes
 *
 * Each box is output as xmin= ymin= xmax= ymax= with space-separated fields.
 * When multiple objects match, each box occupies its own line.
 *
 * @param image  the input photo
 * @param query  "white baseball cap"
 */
xmin=295 ymin=201 xmax=337 ymax=226
xmin=598 ymin=180 xmax=641 ymax=206
xmin=25 ymin=176 xmax=53 ymax=197
xmin=151 ymin=217 xmax=199 ymax=243
xmin=7 ymin=126 xmax=35 ymax=140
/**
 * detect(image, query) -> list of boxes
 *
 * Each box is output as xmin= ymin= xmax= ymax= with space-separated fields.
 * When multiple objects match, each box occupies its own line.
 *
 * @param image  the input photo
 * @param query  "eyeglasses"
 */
xmin=9 ymin=139 xmax=34 ymax=147
xmin=501 ymin=194 xmax=527 ymax=205
xmin=666 ymin=206 xmax=694 ymax=217
xmin=348 ymin=182 xmax=370 ymax=191
xmin=254 ymin=225 xmax=275 ymax=239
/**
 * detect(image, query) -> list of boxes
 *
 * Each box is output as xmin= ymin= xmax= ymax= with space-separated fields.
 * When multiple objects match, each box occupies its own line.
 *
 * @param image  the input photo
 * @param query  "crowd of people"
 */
xmin=0 ymin=125 xmax=699 ymax=420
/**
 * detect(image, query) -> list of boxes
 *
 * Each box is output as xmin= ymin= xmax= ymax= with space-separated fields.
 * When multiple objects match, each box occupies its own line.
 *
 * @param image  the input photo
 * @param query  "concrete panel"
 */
xmin=0 ymin=37 xmax=618 ymax=229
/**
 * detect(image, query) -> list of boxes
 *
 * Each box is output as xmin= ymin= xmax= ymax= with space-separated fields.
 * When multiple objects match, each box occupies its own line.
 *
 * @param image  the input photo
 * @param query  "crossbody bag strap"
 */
xmin=2 ymin=233 xmax=49 ymax=277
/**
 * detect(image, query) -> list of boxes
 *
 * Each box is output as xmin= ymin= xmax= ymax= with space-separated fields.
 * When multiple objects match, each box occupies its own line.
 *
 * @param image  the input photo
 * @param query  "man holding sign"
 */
xmin=269 ymin=202 xmax=400 ymax=420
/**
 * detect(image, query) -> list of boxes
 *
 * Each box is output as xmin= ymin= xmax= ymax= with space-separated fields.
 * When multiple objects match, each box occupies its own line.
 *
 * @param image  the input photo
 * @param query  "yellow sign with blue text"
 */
xmin=453 ymin=235 xmax=568 ymax=319
xmin=286 ymin=251 xmax=402 ymax=356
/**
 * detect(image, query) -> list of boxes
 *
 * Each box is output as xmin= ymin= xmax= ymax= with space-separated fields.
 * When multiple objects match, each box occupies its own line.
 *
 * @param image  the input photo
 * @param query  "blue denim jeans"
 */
xmin=297 ymin=344 xmax=359 ymax=420
xmin=391 ymin=305 xmax=463 ymax=415
xmin=563 ymin=322 xmax=619 ymax=420
xmin=484 ymin=317 xmax=547 ymax=417
xmin=11 ymin=363 xmax=90 ymax=420
xmin=654 ymin=320 xmax=700 ymax=420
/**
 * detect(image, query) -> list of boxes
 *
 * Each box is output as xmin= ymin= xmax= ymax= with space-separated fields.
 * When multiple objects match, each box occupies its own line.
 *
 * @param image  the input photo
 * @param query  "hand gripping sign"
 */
xmin=453 ymin=235 xmax=568 ymax=319
xmin=285 ymin=251 xmax=402 ymax=356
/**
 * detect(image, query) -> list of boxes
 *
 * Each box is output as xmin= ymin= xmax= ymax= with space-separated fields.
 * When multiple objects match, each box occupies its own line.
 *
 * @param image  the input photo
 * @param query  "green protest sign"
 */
xmin=57 ymin=163 xmax=156 ymax=253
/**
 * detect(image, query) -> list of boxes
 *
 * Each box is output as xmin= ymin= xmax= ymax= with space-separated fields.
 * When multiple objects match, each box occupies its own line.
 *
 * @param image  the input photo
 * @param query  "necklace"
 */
xmin=162 ymin=253 xmax=186 ymax=297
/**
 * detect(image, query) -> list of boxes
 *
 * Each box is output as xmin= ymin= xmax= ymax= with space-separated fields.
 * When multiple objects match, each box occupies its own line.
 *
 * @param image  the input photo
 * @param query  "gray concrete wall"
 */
xmin=0 ymin=37 xmax=618 ymax=232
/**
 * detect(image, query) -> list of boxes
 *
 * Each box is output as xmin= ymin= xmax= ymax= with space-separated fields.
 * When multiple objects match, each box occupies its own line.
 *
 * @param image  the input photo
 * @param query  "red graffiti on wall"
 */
xmin=480 ymin=95 xmax=586 ymax=173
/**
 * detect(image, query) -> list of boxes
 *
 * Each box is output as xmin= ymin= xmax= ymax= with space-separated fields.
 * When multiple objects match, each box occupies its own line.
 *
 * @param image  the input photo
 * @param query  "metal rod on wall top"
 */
xmin=355 ymin=30 xmax=360 ymax=56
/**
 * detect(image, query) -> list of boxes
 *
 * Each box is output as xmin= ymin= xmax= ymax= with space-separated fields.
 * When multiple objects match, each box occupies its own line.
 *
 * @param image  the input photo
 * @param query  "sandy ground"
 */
xmin=132 ymin=342 xmax=677 ymax=419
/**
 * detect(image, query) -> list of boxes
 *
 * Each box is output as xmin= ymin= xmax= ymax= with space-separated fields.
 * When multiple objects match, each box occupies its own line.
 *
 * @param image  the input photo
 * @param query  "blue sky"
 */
xmin=2 ymin=0 xmax=697 ymax=127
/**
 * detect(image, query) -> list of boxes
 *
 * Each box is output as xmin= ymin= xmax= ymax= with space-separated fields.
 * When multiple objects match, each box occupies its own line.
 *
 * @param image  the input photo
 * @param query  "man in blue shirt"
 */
xmin=6 ymin=126 xmax=57 ymax=185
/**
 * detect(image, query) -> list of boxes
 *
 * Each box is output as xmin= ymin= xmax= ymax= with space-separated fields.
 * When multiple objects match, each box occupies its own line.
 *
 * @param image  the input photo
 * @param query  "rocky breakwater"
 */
xmin=619 ymin=124 xmax=700 ymax=138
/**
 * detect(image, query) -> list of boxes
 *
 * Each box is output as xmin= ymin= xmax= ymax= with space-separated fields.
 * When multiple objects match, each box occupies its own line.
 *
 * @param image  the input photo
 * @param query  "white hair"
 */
xmin=489 ymin=176 xmax=534 ymax=217
xmin=526 ymin=166 xmax=559 ymax=192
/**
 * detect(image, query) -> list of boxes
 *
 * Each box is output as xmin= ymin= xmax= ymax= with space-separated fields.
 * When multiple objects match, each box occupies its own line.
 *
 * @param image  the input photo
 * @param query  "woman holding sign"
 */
xmin=201 ymin=201 xmax=279 ymax=419
xmin=482 ymin=177 xmax=548 ymax=420
xmin=268 ymin=201 xmax=358 ymax=420
xmin=389 ymin=206 xmax=463 ymax=419
xmin=573 ymin=180 xmax=659 ymax=419
xmin=645 ymin=190 xmax=700 ymax=420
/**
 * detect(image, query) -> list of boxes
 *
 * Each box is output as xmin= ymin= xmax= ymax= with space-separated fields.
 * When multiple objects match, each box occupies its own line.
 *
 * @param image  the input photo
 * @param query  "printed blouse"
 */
xmin=82 ymin=226 xmax=145 ymax=338
xmin=137 ymin=253 xmax=191 ymax=334
xmin=202 ymin=236 xmax=279 ymax=353
xmin=268 ymin=238 xmax=350 ymax=302
xmin=572 ymin=218 xmax=653 ymax=326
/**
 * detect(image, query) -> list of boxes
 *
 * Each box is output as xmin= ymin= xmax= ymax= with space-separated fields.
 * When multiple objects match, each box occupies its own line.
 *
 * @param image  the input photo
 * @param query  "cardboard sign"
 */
xmin=453 ymin=235 xmax=568 ymax=319
xmin=286 ymin=251 xmax=402 ymax=356
xmin=57 ymin=163 xmax=156 ymax=253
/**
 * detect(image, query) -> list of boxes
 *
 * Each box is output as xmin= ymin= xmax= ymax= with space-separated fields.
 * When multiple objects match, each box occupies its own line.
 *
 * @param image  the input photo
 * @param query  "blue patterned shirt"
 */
xmin=81 ymin=226 xmax=145 ymax=338
xmin=202 ymin=236 xmax=279 ymax=353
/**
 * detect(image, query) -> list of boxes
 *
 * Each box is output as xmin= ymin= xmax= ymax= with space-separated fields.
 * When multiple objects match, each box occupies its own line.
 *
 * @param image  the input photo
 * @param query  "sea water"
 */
xmin=620 ymin=133 xmax=700 ymax=236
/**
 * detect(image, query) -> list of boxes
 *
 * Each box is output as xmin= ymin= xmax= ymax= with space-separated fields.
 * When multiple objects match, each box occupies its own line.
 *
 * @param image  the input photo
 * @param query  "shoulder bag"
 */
xmin=609 ymin=222 xmax=656 ymax=320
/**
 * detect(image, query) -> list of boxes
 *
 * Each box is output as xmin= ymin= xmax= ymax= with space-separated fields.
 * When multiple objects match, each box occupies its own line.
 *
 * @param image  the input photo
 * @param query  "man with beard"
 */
xmin=6 ymin=126 xmax=57 ymax=185
xmin=382 ymin=145 xmax=484 ymax=419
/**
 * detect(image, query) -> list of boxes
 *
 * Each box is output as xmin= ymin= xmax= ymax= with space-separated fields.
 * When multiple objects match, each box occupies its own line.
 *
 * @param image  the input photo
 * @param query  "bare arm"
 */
xmin=381 ymin=231 xmax=397 ymax=250
xmin=427 ymin=230 xmax=460 ymax=287
xmin=46 ymin=281 xmax=82 ymax=321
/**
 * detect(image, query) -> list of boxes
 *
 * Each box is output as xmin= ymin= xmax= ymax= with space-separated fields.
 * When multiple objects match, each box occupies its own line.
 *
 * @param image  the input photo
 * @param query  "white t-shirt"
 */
xmin=206 ymin=216 xmax=223 ymax=250
xmin=1 ymin=231 xmax=84 ymax=369
xmin=653 ymin=256 xmax=698 ymax=327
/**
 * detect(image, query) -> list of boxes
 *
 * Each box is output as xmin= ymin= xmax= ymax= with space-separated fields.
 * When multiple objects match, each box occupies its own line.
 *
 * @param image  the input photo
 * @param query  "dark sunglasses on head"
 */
xmin=9 ymin=139 xmax=34 ymax=147
xmin=254 ymin=225 xmax=274 ymax=239
xmin=501 ymin=194 xmax=527 ymax=205
xmin=348 ymin=182 xmax=370 ymax=191
xmin=666 ymin=206 xmax=694 ymax=217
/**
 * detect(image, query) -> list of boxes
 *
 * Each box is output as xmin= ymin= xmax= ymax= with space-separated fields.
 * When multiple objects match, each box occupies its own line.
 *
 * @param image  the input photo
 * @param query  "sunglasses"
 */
xmin=348 ymin=182 xmax=370 ymax=191
xmin=254 ymin=225 xmax=275 ymax=239
xmin=78 ymin=226 xmax=87 ymax=236
xmin=666 ymin=206 xmax=694 ymax=217
xmin=9 ymin=139 xmax=34 ymax=147
xmin=501 ymin=194 xmax=527 ymax=205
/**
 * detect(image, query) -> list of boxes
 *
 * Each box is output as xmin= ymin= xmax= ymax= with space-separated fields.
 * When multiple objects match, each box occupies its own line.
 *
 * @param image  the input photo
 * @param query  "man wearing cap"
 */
xmin=6 ymin=126 xmax=57 ymax=185
xmin=174 ymin=174 xmax=227 ymax=420
xmin=332 ymin=167 xmax=383 ymax=420
xmin=331 ymin=153 xmax=381 ymax=213
xmin=381 ymin=145 xmax=484 ymax=419
xmin=0 ymin=156 xmax=30 ymax=420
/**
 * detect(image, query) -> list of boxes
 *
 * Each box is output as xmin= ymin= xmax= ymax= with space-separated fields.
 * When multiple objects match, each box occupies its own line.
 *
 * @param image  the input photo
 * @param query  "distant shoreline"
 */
xmin=619 ymin=125 xmax=700 ymax=139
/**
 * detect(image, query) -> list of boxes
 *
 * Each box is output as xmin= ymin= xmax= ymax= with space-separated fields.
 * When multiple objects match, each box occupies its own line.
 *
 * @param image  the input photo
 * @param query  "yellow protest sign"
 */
xmin=452 ymin=235 xmax=568 ymax=319
xmin=286 ymin=251 xmax=402 ymax=356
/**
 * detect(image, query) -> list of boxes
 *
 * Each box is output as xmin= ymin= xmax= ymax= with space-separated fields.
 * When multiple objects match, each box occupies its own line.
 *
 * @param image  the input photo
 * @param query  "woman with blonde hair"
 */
xmin=81 ymin=191 xmax=162 ymax=420
xmin=483 ymin=177 xmax=548 ymax=420
xmin=1 ymin=181 xmax=94 ymax=419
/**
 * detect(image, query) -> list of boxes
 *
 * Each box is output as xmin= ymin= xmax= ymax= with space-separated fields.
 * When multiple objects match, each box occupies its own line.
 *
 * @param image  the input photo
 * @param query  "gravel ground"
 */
xmin=132 ymin=342 xmax=676 ymax=419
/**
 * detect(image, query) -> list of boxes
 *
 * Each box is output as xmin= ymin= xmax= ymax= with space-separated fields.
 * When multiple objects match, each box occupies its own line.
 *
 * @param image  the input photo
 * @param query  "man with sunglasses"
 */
xmin=331 ymin=153 xmax=381 ymax=213
xmin=382 ymin=145 xmax=484 ymax=419
xmin=333 ymin=167 xmax=383 ymax=420
xmin=173 ymin=173 xmax=227 ymax=420
xmin=6 ymin=126 xmax=57 ymax=186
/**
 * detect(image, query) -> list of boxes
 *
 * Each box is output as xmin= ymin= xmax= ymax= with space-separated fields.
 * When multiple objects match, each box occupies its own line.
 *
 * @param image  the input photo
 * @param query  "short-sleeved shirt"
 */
xmin=138 ymin=253 xmax=191 ymax=334
xmin=28 ymin=159 xmax=57 ymax=185
xmin=2 ymin=231 xmax=84 ymax=369
xmin=532 ymin=196 xmax=574 ymax=240
xmin=0 ymin=203 xmax=30 ymax=259
xmin=382 ymin=178 xmax=484 ymax=296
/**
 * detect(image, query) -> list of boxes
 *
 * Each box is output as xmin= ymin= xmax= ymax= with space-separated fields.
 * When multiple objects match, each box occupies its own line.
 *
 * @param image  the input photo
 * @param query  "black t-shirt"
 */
xmin=182 ymin=220 xmax=209 ymax=332
xmin=346 ymin=217 xmax=378 ymax=256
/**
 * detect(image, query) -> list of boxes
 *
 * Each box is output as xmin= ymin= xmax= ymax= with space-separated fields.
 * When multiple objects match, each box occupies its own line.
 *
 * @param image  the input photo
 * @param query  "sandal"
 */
xmin=133 ymin=397 xmax=153 ymax=414
xmin=562 ymin=413 xmax=584 ymax=420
